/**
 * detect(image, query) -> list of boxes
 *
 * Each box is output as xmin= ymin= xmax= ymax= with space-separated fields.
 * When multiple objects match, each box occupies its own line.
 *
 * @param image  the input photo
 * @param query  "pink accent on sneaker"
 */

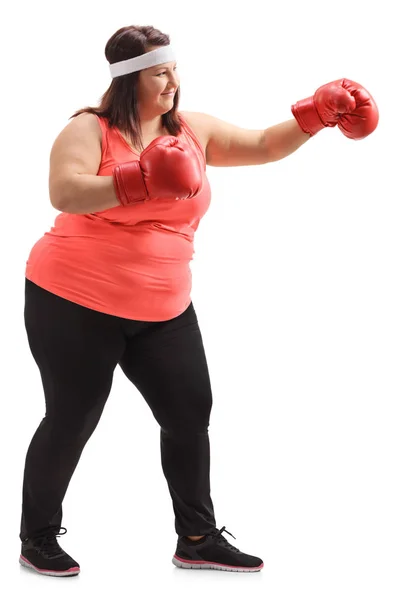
xmin=174 ymin=553 xmax=264 ymax=571
xmin=19 ymin=555 xmax=80 ymax=576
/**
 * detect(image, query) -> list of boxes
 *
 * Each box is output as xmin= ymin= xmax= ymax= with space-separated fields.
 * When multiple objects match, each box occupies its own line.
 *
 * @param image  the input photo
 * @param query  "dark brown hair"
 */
xmin=70 ymin=25 xmax=182 ymax=152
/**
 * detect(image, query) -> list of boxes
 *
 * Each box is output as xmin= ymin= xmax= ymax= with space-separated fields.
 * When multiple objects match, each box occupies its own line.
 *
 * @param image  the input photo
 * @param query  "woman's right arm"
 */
xmin=49 ymin=113 xmax=121 ymax=214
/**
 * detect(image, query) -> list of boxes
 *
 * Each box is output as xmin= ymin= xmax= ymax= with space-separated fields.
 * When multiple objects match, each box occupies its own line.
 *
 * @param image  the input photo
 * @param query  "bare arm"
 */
xmin=183 ymin=112 xmax=311 ymax=167
xmin=56 ymin=174 xmax=120 ymax=214
xmin=49 ymin=113 xmax=121 ymax=214
xmin=260 ymin=119 xmax=311 ymax=163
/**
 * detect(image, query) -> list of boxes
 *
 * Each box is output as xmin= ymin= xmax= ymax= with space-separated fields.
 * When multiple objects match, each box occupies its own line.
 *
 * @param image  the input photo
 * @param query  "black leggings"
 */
xmin=20 ymin=278 xmax=217 ymax=541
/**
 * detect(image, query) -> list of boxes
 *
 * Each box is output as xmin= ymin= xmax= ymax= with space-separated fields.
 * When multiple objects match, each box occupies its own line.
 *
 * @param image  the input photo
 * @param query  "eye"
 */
xmin=156 ymin=66 xmax=178 ymax=77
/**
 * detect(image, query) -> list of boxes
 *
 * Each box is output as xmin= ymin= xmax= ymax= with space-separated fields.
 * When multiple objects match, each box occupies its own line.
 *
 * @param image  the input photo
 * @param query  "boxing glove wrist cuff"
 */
xmin=112 ymin=161 xmax=148 ymax=207
xmin=291 ymin=97 xmax=326 ymax=136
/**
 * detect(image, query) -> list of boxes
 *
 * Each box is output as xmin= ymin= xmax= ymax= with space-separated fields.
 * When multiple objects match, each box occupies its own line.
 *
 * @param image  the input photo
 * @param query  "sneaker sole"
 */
xmin=172 ymin=555 xmax=264 ymax=572
xmin=19 ymin=555 xmax=80 ymax=577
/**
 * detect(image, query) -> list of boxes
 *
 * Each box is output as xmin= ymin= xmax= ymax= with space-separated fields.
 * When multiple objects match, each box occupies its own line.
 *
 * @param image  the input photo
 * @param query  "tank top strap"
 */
xmin=178 ymin=113 xmax=206 ymax=170
xmin=93 ymin=114 xmax=110 ymax=157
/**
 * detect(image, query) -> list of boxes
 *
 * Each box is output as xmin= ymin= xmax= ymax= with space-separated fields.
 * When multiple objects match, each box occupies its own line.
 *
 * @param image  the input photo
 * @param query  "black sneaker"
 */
xmin=19 ymin=526 xmax=80 ymax=577
xmin=172 ymin=526 xmax=264 ymax=572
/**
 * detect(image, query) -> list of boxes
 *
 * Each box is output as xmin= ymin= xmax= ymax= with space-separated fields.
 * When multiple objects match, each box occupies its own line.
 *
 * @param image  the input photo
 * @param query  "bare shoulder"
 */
xmin=67 ymin=112 xmax=102 ymax=139
xmin=180 ymin=111 xmax=266 ymax=167
xmin=179 ymin=110 xmax=239 ymax=147
xmin=179 ymin=111 xmax=212 ymax=149
xmin=51 ymin=112 xmax=103 ymax=159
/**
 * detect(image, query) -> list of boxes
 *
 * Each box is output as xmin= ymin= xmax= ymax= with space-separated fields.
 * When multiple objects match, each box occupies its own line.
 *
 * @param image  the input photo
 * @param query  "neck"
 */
xmin=138 ymin=112 xmax=165 ymax=134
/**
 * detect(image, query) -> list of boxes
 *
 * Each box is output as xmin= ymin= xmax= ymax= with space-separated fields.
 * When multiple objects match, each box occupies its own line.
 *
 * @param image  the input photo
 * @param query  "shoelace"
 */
xmin=210 ymin=526 xmax=241 ymax=554
xmin=31 ymin=526 xmax=68 ymax=558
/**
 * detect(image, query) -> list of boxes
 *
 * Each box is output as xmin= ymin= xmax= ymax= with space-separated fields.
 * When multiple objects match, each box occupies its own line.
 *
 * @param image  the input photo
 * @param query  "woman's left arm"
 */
xmin=184 ymin=78 xmax=378 ymax=168
xmin=260 ymin=120 xmax=311 ymax=163
xmin=182 ymin=111 xmax=310 ymax=167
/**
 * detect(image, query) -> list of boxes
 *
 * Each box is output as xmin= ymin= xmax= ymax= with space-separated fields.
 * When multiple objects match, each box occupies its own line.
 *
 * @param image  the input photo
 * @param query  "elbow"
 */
xmin=50 ymin=193 xmax=66 ymax=212
xmin=49 ymin=179 xmax=72 ymax=213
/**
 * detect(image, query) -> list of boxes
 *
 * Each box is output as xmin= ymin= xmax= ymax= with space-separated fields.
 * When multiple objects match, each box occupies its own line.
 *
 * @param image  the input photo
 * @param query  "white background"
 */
xmin=1 ymin=0 xmax=399 ymax=598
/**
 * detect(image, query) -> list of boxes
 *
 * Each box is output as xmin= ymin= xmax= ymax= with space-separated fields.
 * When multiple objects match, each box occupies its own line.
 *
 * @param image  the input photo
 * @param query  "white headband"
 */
xmin=109 ymin=46 xmax=176 ymax=78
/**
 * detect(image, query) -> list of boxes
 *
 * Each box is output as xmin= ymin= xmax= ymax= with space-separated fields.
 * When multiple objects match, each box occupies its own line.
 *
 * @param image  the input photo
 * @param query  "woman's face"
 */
xmin=137 ymin=51 xmax=180 ymax=117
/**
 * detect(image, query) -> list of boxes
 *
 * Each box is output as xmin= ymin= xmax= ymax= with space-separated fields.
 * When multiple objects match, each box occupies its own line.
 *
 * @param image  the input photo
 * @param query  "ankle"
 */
xmin=186 ymin=535 xmax=205 ymax=541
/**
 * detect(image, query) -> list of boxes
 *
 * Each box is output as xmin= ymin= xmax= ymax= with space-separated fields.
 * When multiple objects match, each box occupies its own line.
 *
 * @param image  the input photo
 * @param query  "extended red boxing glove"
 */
xmin=113 ymin=136 xmax=203 ymax=207
xmin=291 ymin=78 xmax=379 ymax=140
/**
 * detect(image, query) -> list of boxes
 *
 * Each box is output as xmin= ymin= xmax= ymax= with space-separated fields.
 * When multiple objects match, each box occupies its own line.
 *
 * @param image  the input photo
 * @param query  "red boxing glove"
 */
xmin=113 ymin=136 xmax=203 ymax=207
xmin=291 ymin=78 xmax=379 ymax=140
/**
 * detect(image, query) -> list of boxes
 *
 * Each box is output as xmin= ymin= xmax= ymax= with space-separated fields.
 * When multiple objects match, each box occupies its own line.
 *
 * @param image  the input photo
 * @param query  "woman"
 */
xmin=19 ymin=24 xmax=379 ymax=577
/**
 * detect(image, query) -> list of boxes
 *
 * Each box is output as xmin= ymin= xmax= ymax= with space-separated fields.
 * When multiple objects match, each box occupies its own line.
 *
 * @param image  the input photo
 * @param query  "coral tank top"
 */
xmin=25 ymin=113 xmax=212 ymax=321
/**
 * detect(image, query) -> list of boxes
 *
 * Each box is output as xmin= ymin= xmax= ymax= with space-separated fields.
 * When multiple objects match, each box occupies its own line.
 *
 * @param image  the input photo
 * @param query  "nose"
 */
xmin=169 ymin=71 xmax=179 ymax=88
